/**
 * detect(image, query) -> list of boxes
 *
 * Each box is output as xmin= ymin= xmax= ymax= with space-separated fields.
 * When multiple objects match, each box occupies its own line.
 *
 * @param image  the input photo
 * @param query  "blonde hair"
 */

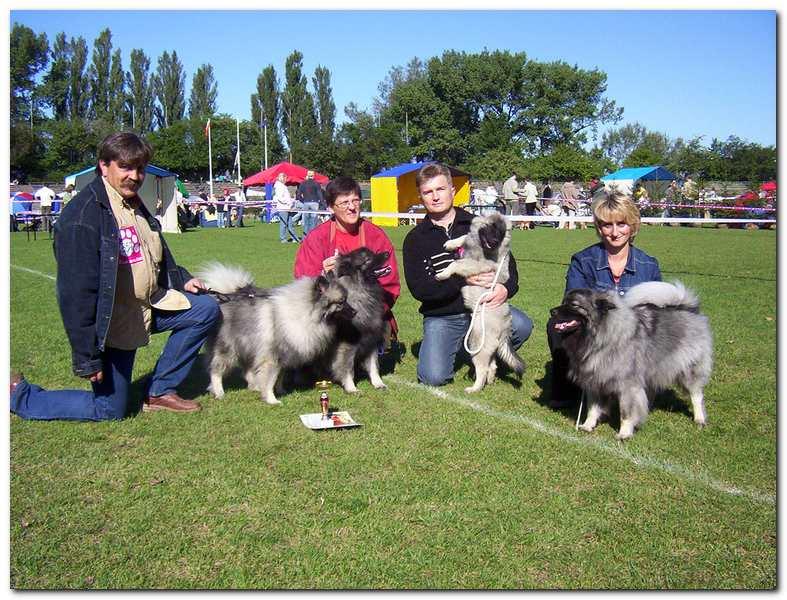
xmin=591 ymin=191 xmax=641 ymax=239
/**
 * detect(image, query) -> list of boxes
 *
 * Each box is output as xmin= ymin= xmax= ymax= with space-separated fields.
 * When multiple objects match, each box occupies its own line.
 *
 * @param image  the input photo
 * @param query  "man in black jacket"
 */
xmin=10 ymin=132 xmax=220 ymax=421
xmin=402 ymin=163 xmax=533 ymax=386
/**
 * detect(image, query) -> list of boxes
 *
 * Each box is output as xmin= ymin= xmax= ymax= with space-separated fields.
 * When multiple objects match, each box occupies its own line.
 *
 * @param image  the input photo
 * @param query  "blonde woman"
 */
xmin=547 ymin=192 xmax=662 ymax=408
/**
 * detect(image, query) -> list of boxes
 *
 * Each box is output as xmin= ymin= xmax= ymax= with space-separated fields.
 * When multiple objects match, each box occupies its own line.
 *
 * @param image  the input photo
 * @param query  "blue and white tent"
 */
xmin=65 ymin=164 xmax=180 ymax=233
xmin=600 ymin=166 xmax=677 ymax=195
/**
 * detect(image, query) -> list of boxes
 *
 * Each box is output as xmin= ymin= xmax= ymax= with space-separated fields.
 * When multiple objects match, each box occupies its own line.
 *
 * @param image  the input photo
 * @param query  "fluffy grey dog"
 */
xmin=198 ymin=262 xmax=355 ymax=405
xmin=435 ymin=212 xmax=525 ymax=392
xmin=330 ymin=247 xmax=391 ymax=392
xmin=551 ymin=281 xmax=713 ymax=439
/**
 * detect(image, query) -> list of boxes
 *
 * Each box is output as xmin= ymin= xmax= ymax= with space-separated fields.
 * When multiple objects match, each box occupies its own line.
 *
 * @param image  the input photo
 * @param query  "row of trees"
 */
xmin=10 ymin=23 xmax=776 ymax=186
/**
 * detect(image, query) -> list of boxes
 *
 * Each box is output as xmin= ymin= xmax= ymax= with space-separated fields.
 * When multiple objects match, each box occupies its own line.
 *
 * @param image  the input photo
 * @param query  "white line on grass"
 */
xmin=8 ymin=264 xmax=774 ymax=506
xmin=11 ymin=265 xmax=56 ymax=281
xmin=389 ymin=376 xmax=775 ymax=506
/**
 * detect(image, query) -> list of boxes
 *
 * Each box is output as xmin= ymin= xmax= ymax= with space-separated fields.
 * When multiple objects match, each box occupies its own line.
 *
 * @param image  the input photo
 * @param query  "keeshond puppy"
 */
xmin=330 ymin=247 xmax=391 ymax=392
xmin=198 ymin=262 xmax=355 ymax=405
xmin=551 ymin=281 xmax=713 ymax=439
xmin=435 ymin=212 xmax=525 ymax=392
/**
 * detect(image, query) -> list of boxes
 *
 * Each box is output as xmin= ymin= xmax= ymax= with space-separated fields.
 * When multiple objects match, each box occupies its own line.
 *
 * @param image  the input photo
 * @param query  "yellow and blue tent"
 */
xmin=370 ymin=162 xmax=470 ymax=227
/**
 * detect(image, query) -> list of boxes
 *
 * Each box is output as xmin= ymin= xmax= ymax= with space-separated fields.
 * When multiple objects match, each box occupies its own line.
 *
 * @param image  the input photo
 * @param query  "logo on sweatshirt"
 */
xmin=118 ymin=225 xmax=143 ymax=265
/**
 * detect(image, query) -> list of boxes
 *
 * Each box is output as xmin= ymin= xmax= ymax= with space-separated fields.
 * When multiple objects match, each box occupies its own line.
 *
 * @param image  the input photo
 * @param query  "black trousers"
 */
xmin=546 ymin=315 xmax=583 ymax=406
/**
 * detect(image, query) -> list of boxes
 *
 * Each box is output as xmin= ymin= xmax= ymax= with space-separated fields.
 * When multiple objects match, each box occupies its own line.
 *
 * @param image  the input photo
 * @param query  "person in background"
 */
xmin=546 ymin=192 xmax=661 ymax=409
xmin=522 ymin=176 xmax=539 ymax=230
xmin=10 ymin=132 xmax=220 ymax=421
xmin=541 ymin=180 xmax=553 ymax=207
xmin=501 ymin=171 xmax=524 ymax=217
xmin=296 ymin=170 xmax=324 ymax=237
xmin=61 ymin=183 xmax=75 ymax=207
xmin=560 ymin=179 xmax=579 ymax=229
xmin=234 ymin=186 xmax=246 ymax=227
xmin=294 ymin=176 xmax=400 ymax=347
xmin=403 ymin=163 xmax=533 ymax=387
xmin=35 ymin=184 xmax=56 ymax=232
xmin=274 ymin=172 xmax=300 ymax=243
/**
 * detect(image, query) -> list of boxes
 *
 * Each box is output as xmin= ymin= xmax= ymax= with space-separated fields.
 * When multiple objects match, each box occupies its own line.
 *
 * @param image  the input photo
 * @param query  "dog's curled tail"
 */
xmin=497 ymin=340 xmax=526 ymax=375
xmin=197 ymin=261 xmax=256 ymax=293
xmin=623 ymin=280 xmax=700 ymax=311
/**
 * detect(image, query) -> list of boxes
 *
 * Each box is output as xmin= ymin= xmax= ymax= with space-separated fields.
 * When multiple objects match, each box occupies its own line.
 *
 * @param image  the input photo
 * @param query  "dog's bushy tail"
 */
xmin=497 ymin=340 xmax=525 ymax=375
xmin=623 ymin=280 xmax=699 ymax=311
xmin=197 ymin=261 xmax=255 ymax=293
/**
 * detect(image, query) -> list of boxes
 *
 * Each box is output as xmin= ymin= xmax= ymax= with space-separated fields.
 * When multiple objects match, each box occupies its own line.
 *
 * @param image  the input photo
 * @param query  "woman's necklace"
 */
xmin=608 ymin=247 xmax=629 ymax=280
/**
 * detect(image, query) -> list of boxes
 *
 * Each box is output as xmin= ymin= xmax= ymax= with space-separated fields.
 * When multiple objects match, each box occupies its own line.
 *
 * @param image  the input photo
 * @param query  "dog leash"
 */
xmin=200 ymin=287 xmax=266 ymax=304
xmin=463 ymin=253 xmax=508 ymax=356
xmin=575 ymin=390 xmax=586 ymax=430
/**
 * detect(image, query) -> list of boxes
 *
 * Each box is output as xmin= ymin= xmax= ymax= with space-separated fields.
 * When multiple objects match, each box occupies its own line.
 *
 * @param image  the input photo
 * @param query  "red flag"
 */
xmin=204 ymin=119 xmax=211 ymax=137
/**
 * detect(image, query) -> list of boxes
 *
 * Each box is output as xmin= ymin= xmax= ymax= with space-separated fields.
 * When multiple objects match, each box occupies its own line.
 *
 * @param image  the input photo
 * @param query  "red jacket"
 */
xmin=294 ymin=218 xmax=400 ymax=316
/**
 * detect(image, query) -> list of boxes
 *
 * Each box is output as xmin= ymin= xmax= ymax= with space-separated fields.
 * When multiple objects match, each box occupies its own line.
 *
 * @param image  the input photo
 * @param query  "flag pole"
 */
xmin=236 ymin=117 xmax=241 ymax=185
xmin=206 ymin=118 xmax=214 ymax=199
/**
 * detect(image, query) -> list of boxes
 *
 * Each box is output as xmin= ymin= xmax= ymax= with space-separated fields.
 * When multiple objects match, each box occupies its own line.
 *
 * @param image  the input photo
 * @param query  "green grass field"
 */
xmin=9 ymin=220 xmax=776 ymax=589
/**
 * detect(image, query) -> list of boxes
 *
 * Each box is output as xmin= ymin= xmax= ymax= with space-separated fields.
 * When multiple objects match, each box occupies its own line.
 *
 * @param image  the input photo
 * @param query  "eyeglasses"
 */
xmin=334 ymin=198 xmax=361 ymax=209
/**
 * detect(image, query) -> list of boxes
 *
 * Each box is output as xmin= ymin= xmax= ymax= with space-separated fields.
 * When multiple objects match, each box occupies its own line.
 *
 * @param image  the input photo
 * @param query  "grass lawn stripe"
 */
xmin=389 ymin=375 xmax=775 ymax=506
xmin=11 ymin=264 xmax=56 ymax=281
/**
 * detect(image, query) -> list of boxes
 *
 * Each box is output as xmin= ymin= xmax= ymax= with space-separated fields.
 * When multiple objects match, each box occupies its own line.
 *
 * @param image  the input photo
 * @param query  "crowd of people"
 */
xmin=11 ymin=131 xmax=665 ymax=422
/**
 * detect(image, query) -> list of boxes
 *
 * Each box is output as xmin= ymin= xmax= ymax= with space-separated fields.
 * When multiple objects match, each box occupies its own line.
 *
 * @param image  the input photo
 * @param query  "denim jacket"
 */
xmin=565 ymin=242 xmax=661 ymax=297
xmin=53 ymin=175 xmax=192 ymax=376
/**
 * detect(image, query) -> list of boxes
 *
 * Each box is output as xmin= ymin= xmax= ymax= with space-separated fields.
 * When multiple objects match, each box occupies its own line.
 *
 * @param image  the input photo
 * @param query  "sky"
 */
xmin=8 ymin=8 xmax=778 ymax=148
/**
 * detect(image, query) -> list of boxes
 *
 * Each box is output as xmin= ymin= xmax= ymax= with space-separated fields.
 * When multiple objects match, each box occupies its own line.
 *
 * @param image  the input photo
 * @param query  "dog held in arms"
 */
xmin=198 ymin=263 xmax=356 ymax=405
xmin=330 ymin=247 xmax=391 ymax=392
xmin=434 ymin=212 xmax=525 ymax=392
xmin=550 ymin=281 xmax=713 ymax=439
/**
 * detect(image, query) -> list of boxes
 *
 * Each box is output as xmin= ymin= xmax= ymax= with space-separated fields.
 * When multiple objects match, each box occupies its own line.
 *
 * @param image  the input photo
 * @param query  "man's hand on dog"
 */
xmin=466 ymin=272 xmax=508 ymax=308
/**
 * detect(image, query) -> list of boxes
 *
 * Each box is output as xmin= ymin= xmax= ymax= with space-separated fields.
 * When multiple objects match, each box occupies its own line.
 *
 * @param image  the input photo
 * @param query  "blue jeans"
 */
xmin=277 ymin=210 xmax=299 ymax=242
xmin=10 ymin=293 xmax=220 ymax=421
xmin=417 ymin=307 xmax=533 ymax=386
xmin=217 ymin=212 xmax=226 ymax=228
xmin=301 ymin=201 xmax=319 ymax=236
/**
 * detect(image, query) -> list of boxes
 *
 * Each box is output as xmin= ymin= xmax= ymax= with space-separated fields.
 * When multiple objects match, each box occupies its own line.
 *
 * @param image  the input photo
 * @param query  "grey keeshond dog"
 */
xmin=198 ymin=263 xmax=355 ymax=405
xmin=551 ymin=281 xmax=713 ymax=439
xmin=330 ymin=247 xmax=391 ymax=392
xmin=435 ymin=212 xmax=525 ymax=392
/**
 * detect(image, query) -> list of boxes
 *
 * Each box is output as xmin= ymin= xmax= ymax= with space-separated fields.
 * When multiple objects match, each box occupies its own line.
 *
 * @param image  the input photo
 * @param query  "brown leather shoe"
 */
xmin=143 ymin=392 xmax=201 ymax=413
xmin=10 ymin=372 xmax=23 ymax=396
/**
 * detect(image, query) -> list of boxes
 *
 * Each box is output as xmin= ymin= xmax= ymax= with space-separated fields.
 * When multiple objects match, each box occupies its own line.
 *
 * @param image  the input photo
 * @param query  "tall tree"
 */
xmin=306 ymin=65 xmax=338 ymax=173
xmin=282 ymin=51 xmax=317 ymax=163
xmin=250 ymin=65 xmax=286 ymax=165
xmin=519 ymin=60 xmax=623 ymax=153
xmin=9 ymin=23 xmax=49 ymax=122
xmin=312 ymin=65 xmax=335 ymax=138
xmin=126 ymin=48 xmax=154 ymax=132
xmin=599 ymin=122 xmax=648 ymax=167
xmin=188 ymin=63 xmax=218 ymax=120
xmin=88 ymin=28 xmax=113 ymax=119
xmin=108 ymin=48 xmax=126 ymax=127
xmin=153 ymin=50 xmax=186 ymax=129
xmin=42 ymin=32 xmax=70 ymax=120
xmin=68 ymin=36 xmax=89 ymax=120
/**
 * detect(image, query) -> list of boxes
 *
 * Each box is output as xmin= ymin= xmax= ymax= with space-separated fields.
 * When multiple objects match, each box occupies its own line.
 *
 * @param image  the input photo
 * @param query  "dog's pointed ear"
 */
xmin=316 ymin=274 xmax=330 ymax=295
xmin=594 ymin=297 xmax=617 ymax=313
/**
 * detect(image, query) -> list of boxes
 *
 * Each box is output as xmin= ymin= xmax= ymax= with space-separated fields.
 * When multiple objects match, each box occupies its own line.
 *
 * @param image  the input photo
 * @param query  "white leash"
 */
xmin=463 ymin=255 xmax=508 ymax=356
xmin=575 ymin=390 xmax=586 ymax=430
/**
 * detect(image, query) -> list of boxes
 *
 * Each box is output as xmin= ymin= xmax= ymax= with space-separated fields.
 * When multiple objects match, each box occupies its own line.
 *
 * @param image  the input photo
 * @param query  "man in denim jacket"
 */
xmin=10 ymin=132 xmax=220 ymax=421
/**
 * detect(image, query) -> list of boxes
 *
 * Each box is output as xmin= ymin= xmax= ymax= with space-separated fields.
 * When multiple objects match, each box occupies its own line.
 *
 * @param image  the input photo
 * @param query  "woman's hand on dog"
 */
xmin=322 ymin=250 xmax=340 ymax=274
